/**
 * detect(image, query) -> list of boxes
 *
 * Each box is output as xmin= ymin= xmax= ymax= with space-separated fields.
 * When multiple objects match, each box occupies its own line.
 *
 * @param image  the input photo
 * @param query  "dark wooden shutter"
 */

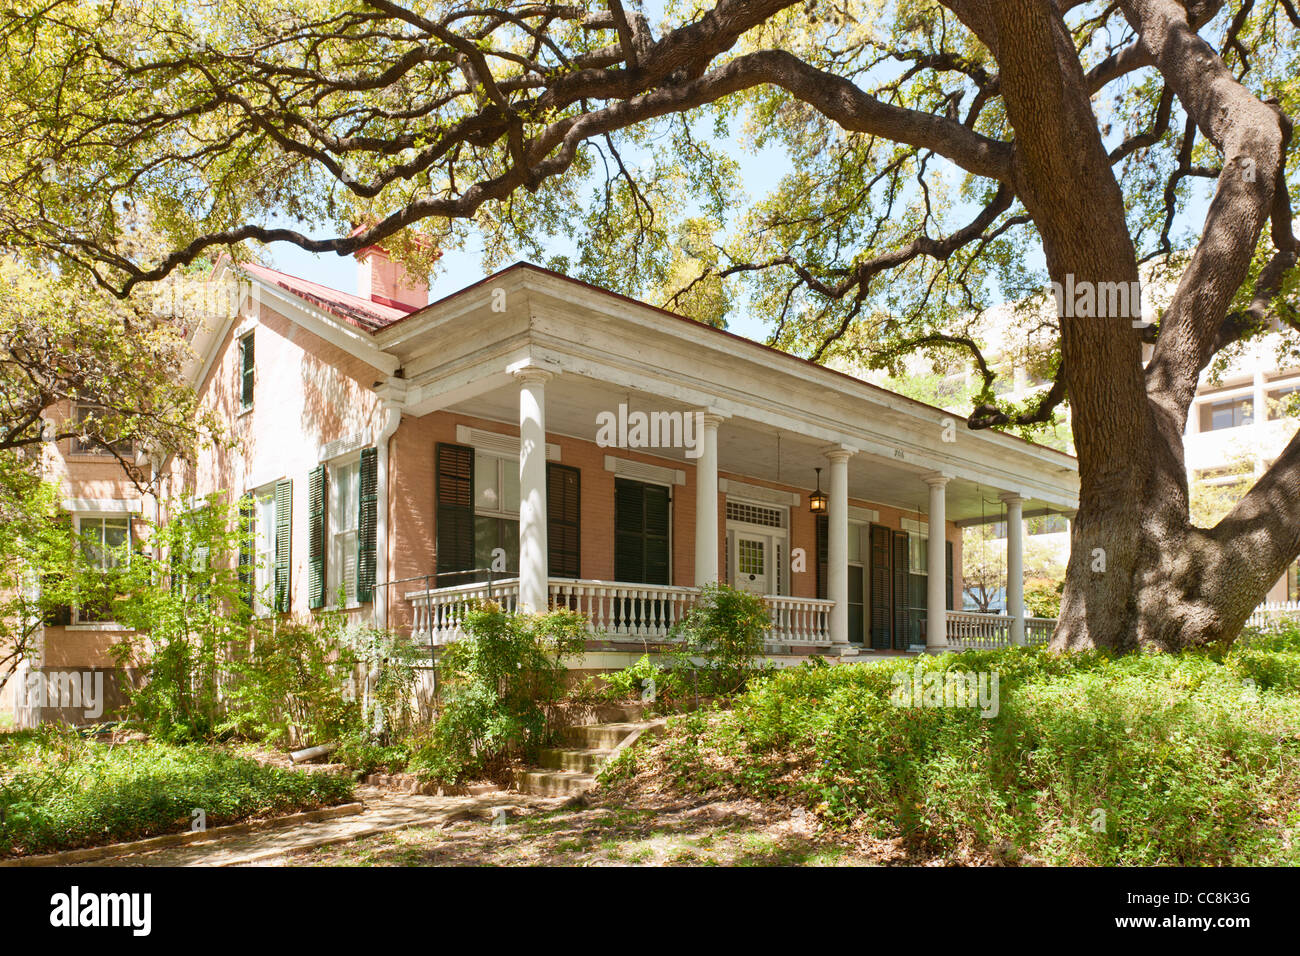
xmin=815 ymin=514 xmax=829 ymax=600
xmin=274 ymin=478 xmax=292 ymax=613
xmin=946 ymin=539 xmax=954 ymax=612
xmin=239 ymin=333 xmax=255 ymax=408
xmin=869 ymin=524 xmax=891 ymax=650
xmin=892 ymin=530 xmax=909 ymax=649
xmin=237 ymin=493 xmax=255 ymax=608
xmin=307 ymin=465 xmax=326 ymax=609
xmin=547 ymin=462 xmax=580 ymax=579
xmin=357 ymin=447 xmax=378 ymax=603
xmin=435 ymin=443 xmax=474 ymax=586
xmin=613 ymin=478 xmax=670 ymax=585
xmin=614 ymin=478 xmax=645 ymax=583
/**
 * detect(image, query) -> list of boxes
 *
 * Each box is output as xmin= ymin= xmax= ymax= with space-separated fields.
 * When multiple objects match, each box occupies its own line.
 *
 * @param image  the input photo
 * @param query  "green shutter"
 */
xmin=274 ymin=478 xmax=292 ymax=613
xmin=307 ymin=465 xmax=326 ymax=610
xmin=869 ymin=524 xmax=891 ymax=650
xmin=946 ymin=539 xmax=954 ymax=612
xmin=357 ymin=447 xmax=378 ymax=603
xmin=237 ymin=493 xmax=255 ymax=608
xmin=435 ymin=443 xmax=475 ymax=586
xmin=239 ymin=333 xmax=255 ymax=408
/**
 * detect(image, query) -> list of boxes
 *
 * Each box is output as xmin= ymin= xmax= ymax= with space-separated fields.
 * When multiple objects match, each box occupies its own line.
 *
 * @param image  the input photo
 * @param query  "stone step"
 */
xmin=538 ymin=747 xmax=612 ymax=773
xmin=514 ymin=769 xmax=597 ymax=797
xmin=562 ymin=722 xmax=643 ymax=750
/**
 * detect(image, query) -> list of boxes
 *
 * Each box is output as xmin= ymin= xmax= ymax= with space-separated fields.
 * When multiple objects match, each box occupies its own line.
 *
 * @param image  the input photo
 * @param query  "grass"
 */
xmin=625 ymin=626 xmax=1300 ymax=866
xmin=0 ymin=727 xmax=355 ymax=858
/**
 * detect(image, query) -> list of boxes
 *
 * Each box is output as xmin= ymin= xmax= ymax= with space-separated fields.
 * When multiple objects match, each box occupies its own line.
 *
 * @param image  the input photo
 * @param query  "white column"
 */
xmin=516 ymin=369 xmax=552 ymax=613
xmin=825 ymin=447 xmax=855 ymax=645
xmin=1001 ymin=492 xmax=1026 ymax=645
xmin=694 ymin=413 xmax=724 ymax=586
xmin=925 ymin=474 xmax=950 ymax=653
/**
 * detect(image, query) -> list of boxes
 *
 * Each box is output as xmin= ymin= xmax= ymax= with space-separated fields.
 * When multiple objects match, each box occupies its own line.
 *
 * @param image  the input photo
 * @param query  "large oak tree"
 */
xmin=2 ymin=0 xmax=1297 ymax=651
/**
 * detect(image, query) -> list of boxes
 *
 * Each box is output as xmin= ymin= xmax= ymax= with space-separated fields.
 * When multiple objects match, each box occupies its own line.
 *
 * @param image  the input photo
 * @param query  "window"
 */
xmin=328 ymin=458 xmax=360 ymax=604
xmin=75 ymin=515 xmax=130 ymax=623
xmin=1268 ymin=384 xmax=1300 ymax=420
xmin=908 ymin=532 xmax=928 ymax=576
xmin=1200 ymin=396 xmax=1253 ymax=431
xmin=252 ymin=488 xmax=277 ymax=615
xmin=69 ymin=404 xmax=134 ymax=457
xmin=473 ymin=451 xmax=519 ymax=576
xmin=238 ymin=332 xmax=255 ymax=410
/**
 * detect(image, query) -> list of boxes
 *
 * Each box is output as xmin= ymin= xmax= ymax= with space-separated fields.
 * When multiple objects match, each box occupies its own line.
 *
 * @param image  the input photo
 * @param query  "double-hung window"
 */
xmin=473 ymin=451 xmax=519 ymax=574
xmin=76 ymin=515 xmax=130 ymax=623
xmin=328 ymin=457 xmax=360 ymax=604
xmin=252 ymin=488 xmax=278 ymax=616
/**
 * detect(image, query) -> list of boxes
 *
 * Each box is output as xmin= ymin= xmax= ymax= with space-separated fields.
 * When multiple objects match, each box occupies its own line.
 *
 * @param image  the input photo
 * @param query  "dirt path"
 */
xmin=84 ymin=787 xmax=560 ymax=867
xmin=268 ymin=787 xmax=916 ymax=867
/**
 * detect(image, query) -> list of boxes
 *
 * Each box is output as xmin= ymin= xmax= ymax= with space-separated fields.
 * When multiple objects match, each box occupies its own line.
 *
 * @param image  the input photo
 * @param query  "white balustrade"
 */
xmin=945 ymin=610 xmax=1013 ymax=650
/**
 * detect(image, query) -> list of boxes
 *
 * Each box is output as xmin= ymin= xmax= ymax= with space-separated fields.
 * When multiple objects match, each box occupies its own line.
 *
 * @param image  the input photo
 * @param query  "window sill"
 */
xmin=237 ymin=405 xmax=254 ymax=418
xmin=322 ymin=601 xmax=370 ymax=612
xmin=66 ymin=623 xmax=134 ymax=632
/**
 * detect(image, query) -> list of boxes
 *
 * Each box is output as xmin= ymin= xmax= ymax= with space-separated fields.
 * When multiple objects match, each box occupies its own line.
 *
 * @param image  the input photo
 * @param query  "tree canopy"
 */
xmin=2 ymin=0 xmax=1298 ymax=649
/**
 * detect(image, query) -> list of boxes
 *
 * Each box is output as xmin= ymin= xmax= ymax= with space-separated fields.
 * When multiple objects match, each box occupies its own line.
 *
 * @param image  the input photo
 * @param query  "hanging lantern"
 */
xmin=809 ymin=467 xmax=828 ymax=514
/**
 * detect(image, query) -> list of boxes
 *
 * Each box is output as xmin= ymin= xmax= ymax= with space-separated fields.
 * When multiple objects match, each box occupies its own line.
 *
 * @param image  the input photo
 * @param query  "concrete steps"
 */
xmin=515 ymin=716 xmax=653 ymax=797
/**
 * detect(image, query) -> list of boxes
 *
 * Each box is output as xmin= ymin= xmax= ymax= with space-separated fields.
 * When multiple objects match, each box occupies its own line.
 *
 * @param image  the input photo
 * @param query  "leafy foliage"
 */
xmin=642 ymin=634 xmax=1300 ymax=865
xmin=0 ymin=727 xmax=353 ymax=858
xmin=410 ymin=604 xmax=585 ymax=784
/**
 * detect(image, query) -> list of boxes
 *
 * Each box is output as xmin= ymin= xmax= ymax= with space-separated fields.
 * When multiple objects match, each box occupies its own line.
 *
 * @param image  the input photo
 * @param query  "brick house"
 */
xmin=7 ymin=249 xmax=1079 ymax=726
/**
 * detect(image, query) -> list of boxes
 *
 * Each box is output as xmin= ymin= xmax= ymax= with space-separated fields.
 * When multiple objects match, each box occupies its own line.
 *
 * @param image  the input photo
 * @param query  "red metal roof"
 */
xmin=235 ymin=260 xmax=414 ymax=332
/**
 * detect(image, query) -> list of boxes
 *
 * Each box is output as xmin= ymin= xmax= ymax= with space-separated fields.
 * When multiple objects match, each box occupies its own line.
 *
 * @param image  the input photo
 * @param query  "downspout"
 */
xmin=373 ymin=402 xmax=402 ymax=632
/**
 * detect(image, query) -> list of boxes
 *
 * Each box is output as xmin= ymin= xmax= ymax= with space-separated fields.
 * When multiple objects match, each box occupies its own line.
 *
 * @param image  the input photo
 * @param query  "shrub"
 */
xmin=409 ymin=604 xmax=585 ymax=784
xmin=219 ymin=614 xmax=360 ymax=749
xmin=643 ymin=645 xmax=1300 ymax=865
xmin=669 ymin=582 xmax=771 ymax=696
xmin=0 ymin=728 xmax=353 ymax=857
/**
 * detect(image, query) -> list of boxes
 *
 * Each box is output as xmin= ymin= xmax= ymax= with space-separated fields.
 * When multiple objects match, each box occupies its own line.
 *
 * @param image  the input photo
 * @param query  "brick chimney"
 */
xmin=355 ymin=244 xmax=430 ymax=311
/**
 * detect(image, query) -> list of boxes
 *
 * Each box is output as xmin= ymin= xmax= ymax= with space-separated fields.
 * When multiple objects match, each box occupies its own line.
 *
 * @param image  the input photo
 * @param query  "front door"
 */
xmin=732 ymin=531 xmax=773 ymax=595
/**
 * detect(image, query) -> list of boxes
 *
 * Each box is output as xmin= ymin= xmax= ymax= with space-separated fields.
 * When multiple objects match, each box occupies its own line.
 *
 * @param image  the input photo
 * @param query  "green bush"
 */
xmin=645 ymin=644 xmax=1300 ymax=865
xmin=409 ymin=604 xmax=585 ymax=784
xmin=219 ymin=614 xmax=360 ymax=749
xmin=0 ymin=728 xmax=353 ymax=857
xmin=669 ymin=582 xmax=771 ymax=696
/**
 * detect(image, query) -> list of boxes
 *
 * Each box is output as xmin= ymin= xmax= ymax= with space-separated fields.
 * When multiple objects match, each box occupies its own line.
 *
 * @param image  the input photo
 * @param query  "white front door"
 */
xmin=732 ymin=531 xmax=773 ymax=595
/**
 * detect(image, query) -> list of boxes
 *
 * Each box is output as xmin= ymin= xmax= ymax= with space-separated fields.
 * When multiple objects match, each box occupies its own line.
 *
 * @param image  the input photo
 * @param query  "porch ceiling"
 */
xmin=443 ymin=374 xmax=1071 ymax=525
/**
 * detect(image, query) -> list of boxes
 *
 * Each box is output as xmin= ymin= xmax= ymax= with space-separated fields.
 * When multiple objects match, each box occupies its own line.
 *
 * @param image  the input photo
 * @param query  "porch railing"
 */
xmin=405 ymin=577 xmax=835 ymax=646
xmin=945 ymin=611 xmax=1058 ymax=649
xmin=1246 ymin=600 xmax=1300 ymax=630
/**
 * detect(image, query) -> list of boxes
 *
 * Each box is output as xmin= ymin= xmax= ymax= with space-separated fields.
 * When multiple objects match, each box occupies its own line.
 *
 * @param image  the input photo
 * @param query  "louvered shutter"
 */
xmin=274 ymin=478 xmax=292 ymax=613
xmin=946 ymin=539 xmax=954 ymax=612
xmin=357 ymin=447 xmax=378 ymax=603
xmin=239 ymin=333 xmax=255 ymax=408
xmin=892 ymin=530 xmax=909 ymax=649
xmin=869 ymin=524 xmax=892 ymax=650
xmin=546 ymin=463 xmax=580 ymax=579
xmin=237 ymin=493 xmax=254 ymax=608
xmin=815 ymin=515 xmax=829 ymax=600
xmin=435 ymin=443 xmax=474 ymax=586
xmin=307 ymin=466 xmax=326 ymax=609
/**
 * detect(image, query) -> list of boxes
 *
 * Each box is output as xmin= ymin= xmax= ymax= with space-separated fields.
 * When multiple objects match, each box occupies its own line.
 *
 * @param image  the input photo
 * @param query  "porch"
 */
xmin=404 ymin=577 xmax=1058 ymax=652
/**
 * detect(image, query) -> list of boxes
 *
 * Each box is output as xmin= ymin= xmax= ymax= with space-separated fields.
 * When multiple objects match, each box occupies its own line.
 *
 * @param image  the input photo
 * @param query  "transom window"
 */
xmin=726 ymin=500 xmax=785 ymax=528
